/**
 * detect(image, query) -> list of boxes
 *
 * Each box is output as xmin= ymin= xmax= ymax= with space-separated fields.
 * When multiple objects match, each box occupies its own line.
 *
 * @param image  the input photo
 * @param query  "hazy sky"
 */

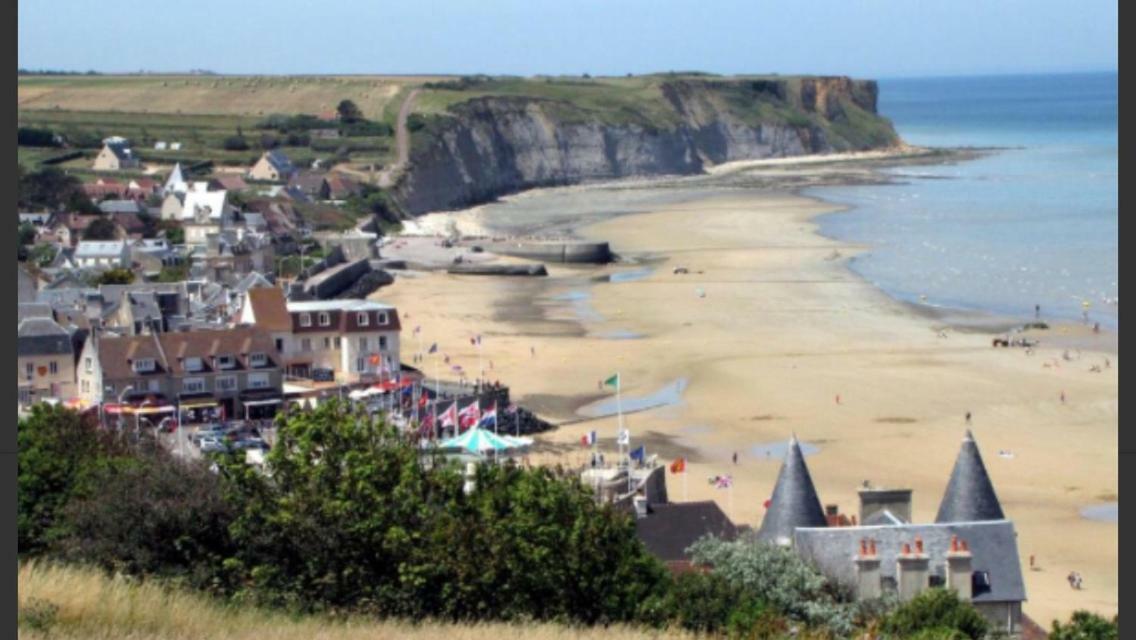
xmin=19 ymin=0 xmax=1117 ymax=78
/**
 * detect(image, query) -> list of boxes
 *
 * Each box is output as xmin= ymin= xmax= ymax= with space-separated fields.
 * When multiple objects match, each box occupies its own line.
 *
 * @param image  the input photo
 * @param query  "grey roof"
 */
xmin=265 ymin=150 xmax=295 ymax=175
xmin=18 ymin=303 xmax=53 ymax=323
xmin=634 ymin=501 xmax=738 ymax=563
xmin=757 ymin=435 xmax=828 ymax=544
xmin=18 ymin=266 xmax=38 ymax=303
xmin=98 ymin=199 xmax=144 ymax=215
xmin=935 ymin=431 xmax=1006 ymax=523
xmin=17 ymin=317 xmax=73 ymax=356
xmin=794 ymin=520 xmax=1026 ymax=604
xmin=863 ymin=509 xmax=908 ymax=526
xmin=235 ymin=271 xmax=272 ymax=293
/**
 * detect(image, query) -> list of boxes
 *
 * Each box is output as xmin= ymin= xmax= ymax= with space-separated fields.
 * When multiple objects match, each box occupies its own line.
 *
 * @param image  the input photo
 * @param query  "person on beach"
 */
xmin=1060 ymin=390 xmax=1066 ymax=404
xmin=733 ymin=451 xmax=738 ymax=465
xmin=966 ymin=411 xmax=972 ymax=425
xmin=1035 ymin=304 xmax=1041 ymax=319
xmin=835 ymin=394 xmax=841 ymax=405
xmin=530 ymin=346 xmax=536 ymax=358
xmin=1068 ymin=572 xmax=1076 ymax=589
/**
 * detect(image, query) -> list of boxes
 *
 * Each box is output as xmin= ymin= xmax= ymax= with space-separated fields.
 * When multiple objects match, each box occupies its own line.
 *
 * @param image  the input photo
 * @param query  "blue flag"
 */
xmin=629 ymin=445 xmax=646 ymax=463
xmin=428 ymin=343 xmax=438 ymax=354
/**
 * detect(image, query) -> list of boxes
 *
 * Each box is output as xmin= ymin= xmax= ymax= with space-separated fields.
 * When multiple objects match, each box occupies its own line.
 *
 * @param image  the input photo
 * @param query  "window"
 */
xmin=216 ymin=375 xmax=237 ymax=392
xmin=249 ymin=353 xmax=268 ymax=368
xmin=85 ymin=357 xmax=93 ymax=373
xmin=247 ymin=372 xmax=270 ymax=389
xmin=182 ymin=377 xmax=206 ymax=393
xmin=47 ymin=361 xmax=57 ymax=375
xmin=216 ymin=355 xmax=236 ymax=370
xmin=356 ymin=357 xmax=366 ymax=373
xmin=133 ymin=358 xmax=156 ymax=373
xmin=334 ymin=336 xmax=341 ymax=348
xmin=324 ymin=337 xmax=331 ymax=349
xmin=318 ymin=312 xmax=331 ymax=327
xmin=378 ymin=312 xmax=388 ymax=324
xmin=25 ymin=362 xmax=33 ymax=379
xmin=299 ymin=313 xmax=311 ymax=327
xmin=359 ymin=337 xmax=368 ymax=350
xmin=274 ymin=338 xmax=284 ymax=352
xmin=357 ymin=312 xmax=370 ymax=326
xmin=184 ymin=357 xmax=203 ymax=372
xmin=301 ymin=338 xmax=311 ymax=352
xmin=148 ymin=379 xmax=161 ymax=393
xmin=81 ymin=380 xmax=89 ymax=393
xmin=379 ymin=336 xmax=388 ymax=350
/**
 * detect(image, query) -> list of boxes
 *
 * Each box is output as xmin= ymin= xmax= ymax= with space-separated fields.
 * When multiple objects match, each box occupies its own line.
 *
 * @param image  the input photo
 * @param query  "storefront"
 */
xmin=178 ymin=394 xmax=221 ymax=425
xmin=240 ymin=389 xmax=282 ymax=421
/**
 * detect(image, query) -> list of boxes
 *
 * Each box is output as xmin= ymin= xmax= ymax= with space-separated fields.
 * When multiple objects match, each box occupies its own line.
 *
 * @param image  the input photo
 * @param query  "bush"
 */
xmin=223 ymin=135 xmax=250 ymax=151
xmin=93 ymin=268 xmax=135 ymax=285
xmin=83 ymin=215 xmax=119 ymax=240
xmin=340 ymin=120 xmax=393 ymax=137
xmin=1050 ymin=610 xmax=1118 ymax=640
xmin=18 ymin=127 xmax=61 ymax=147
xmin=883 ymin=588 xmax=989 ymax=640
xmin=637 ymin=570 xmax=759 ymax=634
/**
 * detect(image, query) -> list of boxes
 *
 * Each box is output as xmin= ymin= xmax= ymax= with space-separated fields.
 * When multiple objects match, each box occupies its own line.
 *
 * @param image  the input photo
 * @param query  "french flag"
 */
xmin=580 ymin=430 xmax=597 ymax=446
xmin=478 ymin=401 xmax=497 ymax=428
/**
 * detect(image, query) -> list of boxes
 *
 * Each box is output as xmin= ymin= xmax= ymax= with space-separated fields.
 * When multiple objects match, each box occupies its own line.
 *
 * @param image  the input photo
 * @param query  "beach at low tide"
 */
xmin=376 ymin=179 xmax=1117 ymax=627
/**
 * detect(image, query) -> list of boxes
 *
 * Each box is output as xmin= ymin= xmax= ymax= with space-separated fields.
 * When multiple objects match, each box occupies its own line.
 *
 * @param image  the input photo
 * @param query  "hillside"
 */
xmin=18 ymin=562 xmax=694 ymax=640
xmin=17 ymin=73 xmax=902 ymax=215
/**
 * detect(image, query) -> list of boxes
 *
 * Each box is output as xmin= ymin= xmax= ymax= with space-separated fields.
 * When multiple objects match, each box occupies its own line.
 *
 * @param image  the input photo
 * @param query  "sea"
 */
xmin=812 ymin=72 xmax=1118 ymax=329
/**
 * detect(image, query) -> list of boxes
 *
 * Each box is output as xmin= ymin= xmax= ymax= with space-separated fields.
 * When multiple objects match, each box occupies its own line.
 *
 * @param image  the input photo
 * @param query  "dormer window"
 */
xmin=216 ymin=355 xmax=236 ymax=370
xmin=299 ymin=313 xmax=311 ymax=327
xmin=318 ymin=312 xmax=331 ymax=327
xmin=377 ymin=312 xmax=388 ymax=324
xmin=249 ymin=353 xmax=268 ymax=368
xmin=357 ymin=312 xmax=370 ymax=326
xmin=133 ymin=358 xmax=156 ymax=373
xmin=184 ymin=357 xmax=204 ymax=372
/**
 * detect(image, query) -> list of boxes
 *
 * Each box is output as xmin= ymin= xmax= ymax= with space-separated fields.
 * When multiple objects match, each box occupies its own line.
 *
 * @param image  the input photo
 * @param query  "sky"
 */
xmin=18 ymin=0 xmax=1117 ymax=78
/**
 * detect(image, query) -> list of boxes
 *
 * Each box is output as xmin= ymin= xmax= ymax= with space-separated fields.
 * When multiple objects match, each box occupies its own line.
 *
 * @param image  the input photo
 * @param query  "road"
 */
xmin=377 ymin=88 xmax=420 ymax=188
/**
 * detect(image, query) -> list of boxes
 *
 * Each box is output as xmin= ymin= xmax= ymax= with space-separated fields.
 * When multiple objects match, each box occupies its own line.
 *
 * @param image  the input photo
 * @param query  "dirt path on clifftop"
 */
xmin=378 ymin=88 xmax=420 ymax=188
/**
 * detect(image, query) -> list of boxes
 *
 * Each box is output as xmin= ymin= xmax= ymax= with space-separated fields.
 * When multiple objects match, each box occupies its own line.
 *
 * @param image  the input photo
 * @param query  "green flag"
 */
xmin=603 ymin=373 xmax=620 ymax=388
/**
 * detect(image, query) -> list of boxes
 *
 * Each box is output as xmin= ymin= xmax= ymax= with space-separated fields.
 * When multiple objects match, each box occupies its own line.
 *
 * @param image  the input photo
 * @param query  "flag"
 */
xmin=419 ymin=411 xmax=435 ymax=435
xmin=458 ymin=401 xmax=481 ymax=431
xmin=586 ymin=430 xmax=597 ymax=445
xmin=603 ymin=373 xmax=620 ymax=388
xmin=616 ymin=428 xmax=630 ymax=446
xmin=478 ymin=401 xmax=497 ymax=428
xmin=670 ymin=457 xmax=686 ymax=474
xmin=428 ymin=343 xmax=438 ymax=354
xmin=763 ymin=498 xmax=772 ymax=509
xmin=439 ymin=402 xmax=458 ymax=428
xmin=629 ymin=445 xmax=646 ymax=463
xmin=715 ymin=475 xmax=733 ymax=489
xmin=419 ymin=393 xmax=429 ymax=408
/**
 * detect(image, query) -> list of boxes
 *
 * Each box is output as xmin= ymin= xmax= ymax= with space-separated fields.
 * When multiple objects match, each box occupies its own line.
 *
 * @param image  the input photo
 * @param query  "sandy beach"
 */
xmin=375 ymin=186 xmax=1117 ymax=627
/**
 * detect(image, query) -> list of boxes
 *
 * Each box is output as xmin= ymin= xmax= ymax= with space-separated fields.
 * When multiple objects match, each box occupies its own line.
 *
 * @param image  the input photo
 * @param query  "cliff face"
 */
xmin=395 ymin=77 xmax=899 ymax=215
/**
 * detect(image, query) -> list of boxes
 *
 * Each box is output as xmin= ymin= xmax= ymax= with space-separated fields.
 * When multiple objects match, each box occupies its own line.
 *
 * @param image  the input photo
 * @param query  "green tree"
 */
xmin=159 ymin=220 xmax=185 ymax=245
xmin=1050 ymin=611 xmax=1119 ymax=640
xmin=93 ymin=268 xmax=135 ymax=285
xmin=17 ymin=406 xmax=127 ymax=554
xmin=83 ymin=215 xmax=119 ymax=240
xmin=155 ymin=264 xmax=190 ymax=283
xmin=336 ymin=99 xmax=363 ymax=123
xmin=19 ymin=222 xmax=37 ymax=246
xmin=883 ymin=588 xmax=989 ymax=640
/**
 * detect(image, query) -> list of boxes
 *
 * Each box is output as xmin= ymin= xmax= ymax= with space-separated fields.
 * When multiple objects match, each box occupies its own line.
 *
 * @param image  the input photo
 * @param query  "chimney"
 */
xmin=897 ymin=538 xmax=930 ymax=602
xmin=854 ymin=538 xmax=881 ymax=600
xmin=946 ymin=534 xmax=974 ymax=601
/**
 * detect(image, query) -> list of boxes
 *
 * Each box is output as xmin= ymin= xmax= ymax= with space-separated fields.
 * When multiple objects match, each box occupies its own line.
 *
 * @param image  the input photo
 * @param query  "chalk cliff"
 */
xmin=394 ymin=76 xmax=900 ymax=215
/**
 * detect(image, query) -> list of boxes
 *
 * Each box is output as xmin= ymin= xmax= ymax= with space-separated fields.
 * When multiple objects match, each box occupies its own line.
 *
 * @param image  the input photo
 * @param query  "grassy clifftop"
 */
xmin=18 ymin=562 xmax=692 ymax=640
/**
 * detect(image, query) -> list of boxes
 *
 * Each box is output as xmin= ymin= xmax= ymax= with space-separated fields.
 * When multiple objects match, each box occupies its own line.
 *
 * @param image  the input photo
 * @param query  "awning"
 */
xmin=130 ymin=405 xmax=176 ymax=415
xmin=180 ymin=399 xmax=219 ymax=410
xmin=242 ymin=398 xmax=282 ymax=407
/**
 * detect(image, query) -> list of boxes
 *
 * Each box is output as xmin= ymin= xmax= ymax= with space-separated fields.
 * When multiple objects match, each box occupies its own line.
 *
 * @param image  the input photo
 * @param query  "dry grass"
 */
xmin=18 ymin=561 xmax=695 ymax=640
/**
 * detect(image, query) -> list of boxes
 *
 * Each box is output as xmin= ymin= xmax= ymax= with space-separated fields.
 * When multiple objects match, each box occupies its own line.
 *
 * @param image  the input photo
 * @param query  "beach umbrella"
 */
xmin=438 ymin=427 xmax=519 ymax=454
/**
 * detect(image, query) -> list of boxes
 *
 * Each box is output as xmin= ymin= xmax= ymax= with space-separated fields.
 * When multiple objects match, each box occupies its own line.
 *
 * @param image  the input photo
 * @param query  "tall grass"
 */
xmin=18 ymin=561 xmax=694 ymax=640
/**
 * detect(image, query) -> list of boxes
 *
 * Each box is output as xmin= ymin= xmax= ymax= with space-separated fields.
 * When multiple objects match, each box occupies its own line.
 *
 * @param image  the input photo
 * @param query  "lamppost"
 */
xmin=116 ymin=385 xmax=135 ymax=432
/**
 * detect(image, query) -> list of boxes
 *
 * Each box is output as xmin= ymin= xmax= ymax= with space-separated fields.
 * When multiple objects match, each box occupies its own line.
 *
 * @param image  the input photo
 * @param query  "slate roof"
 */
xmin=794 ymin=520 xmax=1026 ymax=604
xmin=75 ymin=240 xmax=128 ymax=259
xmin=18 ymin=303 xmax=54 ymax=323
xmin=757 ymin=435 xmax=828 ymax=544
xmin=935 ymin=431 xmax=1006 ymax=523
xmin=18 ymin=317 xmax=73 ymax=356
xmin=164 ymin=163 xmax=187 ymax=194
xmin=264 ymin=150 xmax=295 ymax=175
xmin=98 ymin=199 xmax=144 ymax=215
xmin=634 ymin=501 xmax=738 ymax=563
xmin=97 ymin=326 xmax=279 ymax=380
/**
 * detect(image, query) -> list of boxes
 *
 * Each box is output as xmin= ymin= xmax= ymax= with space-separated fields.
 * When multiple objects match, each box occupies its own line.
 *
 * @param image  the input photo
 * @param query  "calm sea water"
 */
xmin=812 ymin=72 xmax=1118 ymax=329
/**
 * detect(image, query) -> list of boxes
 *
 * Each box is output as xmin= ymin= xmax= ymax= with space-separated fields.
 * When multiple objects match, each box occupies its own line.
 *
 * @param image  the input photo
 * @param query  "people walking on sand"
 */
xmin=965 ymin=411 xmax=972 ymax=425
xmin=1035 ymin=304 xmax=1041 ymax=319
xmin=1068 ymin=572 xmax=1076 ymax=589
xmin=1060 ymin=390 xmax=1066 ymax=404
xmin=835 ymin=394 xmax=841 ymax=405
xmin=1030 ymin=555 xmax=1036 ymax=570
xmin=1075 ymin=573 xmax=1084 ymax=590
xmin=733 ymin=451 xmax=738 ymax=465
xmin=530 ymin=345 xmax=536 ymax=358
xmin=1105 ymin=357 xmax=1111 ymax=369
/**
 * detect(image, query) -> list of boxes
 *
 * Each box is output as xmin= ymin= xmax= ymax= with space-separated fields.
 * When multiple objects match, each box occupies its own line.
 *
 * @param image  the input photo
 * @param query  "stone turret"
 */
xmin=935 ymin=430 xmax=1005 ymax=523
xmin=758 ymin=434 xmax=827 ymax=545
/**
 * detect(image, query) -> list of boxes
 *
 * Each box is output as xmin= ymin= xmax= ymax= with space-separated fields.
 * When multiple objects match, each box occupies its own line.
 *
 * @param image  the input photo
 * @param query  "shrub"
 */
xmin=1049 ymin=610 xmax=1118 ymax=640
xmin=83 ymin=215 xmax=120 ymax=240
xmin=336 ymin=99 xmax=363 ymax=123
xmin=18 ymin=127 xmax=61 ymax=147
xmin=637 ymin=570 xmax=755 ymax=633
xmin=883 ymin=588 xmax=989 ymax=640
xmin=223 ymin=135 xmax=250 ymax=151
xmin=93 ymin=268 xmax=135 ymax=285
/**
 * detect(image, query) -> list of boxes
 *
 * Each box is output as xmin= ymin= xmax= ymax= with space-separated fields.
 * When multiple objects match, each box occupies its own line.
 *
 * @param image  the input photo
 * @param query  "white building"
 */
xmin=74 ymin=240 xmax=130 ymax=269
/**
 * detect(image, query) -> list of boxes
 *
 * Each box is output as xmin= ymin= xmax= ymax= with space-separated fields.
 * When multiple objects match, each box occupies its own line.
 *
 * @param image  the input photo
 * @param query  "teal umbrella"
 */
xmin=438 ymin=427 xmax=517 ymax=454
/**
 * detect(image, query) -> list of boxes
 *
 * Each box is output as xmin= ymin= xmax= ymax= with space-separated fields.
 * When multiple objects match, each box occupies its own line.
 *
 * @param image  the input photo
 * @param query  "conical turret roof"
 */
xmin=758 ymin=435 xmax=827 ymax=545
xmin=935 ymin=430 xmax=1005 ymax=523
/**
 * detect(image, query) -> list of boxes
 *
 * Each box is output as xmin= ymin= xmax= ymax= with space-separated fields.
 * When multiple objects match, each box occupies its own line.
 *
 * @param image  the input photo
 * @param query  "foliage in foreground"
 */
xmin=881 ymin=588 xmax=988 ymax=640
xmin=1049 ymin=610 xmax=1119 ymax=640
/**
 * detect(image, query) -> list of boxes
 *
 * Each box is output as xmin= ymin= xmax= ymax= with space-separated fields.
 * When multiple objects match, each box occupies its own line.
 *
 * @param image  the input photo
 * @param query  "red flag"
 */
xmin=670 ymin=457 xmax=686 ymax=474
xmin=581 ymin=435 xmax=589 ymax=447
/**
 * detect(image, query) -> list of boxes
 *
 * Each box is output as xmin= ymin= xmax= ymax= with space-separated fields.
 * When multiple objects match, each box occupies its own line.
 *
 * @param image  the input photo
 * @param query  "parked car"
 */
xmin=193 ymin=426 xmax=229 ymax=444
xmin=199 ymin=437 xmax=230 ymax=453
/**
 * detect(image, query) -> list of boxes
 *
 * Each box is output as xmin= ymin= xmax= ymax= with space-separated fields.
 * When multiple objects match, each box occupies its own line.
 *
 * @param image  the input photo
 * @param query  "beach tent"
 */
xmin=438 ymin=427 xmax=523 ymax=455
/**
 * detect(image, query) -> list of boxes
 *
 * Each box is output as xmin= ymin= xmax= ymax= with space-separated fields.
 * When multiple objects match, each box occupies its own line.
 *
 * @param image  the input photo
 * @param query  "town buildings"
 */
xmin=18 ymin=314 xmax=81 ymax=406
xmin=248 ymin=150 xmax=296 ymax=182
xmin=92 ymin=136 xmax=141 ymax=171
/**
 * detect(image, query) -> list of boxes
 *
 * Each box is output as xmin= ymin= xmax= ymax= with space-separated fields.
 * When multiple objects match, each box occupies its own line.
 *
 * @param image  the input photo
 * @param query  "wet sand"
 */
xmin=376 ymin=187 xmax=1117 ymax=626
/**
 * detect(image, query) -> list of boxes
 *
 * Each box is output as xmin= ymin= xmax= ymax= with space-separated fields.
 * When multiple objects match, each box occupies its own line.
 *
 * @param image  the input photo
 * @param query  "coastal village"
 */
xmin=15 ymin=68 xmax=1116 ymax=638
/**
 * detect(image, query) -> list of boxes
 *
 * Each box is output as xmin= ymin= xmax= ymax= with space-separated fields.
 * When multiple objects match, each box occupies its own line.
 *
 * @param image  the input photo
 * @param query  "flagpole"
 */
xmin=683 ymin=462 xmax=688 ymax=502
